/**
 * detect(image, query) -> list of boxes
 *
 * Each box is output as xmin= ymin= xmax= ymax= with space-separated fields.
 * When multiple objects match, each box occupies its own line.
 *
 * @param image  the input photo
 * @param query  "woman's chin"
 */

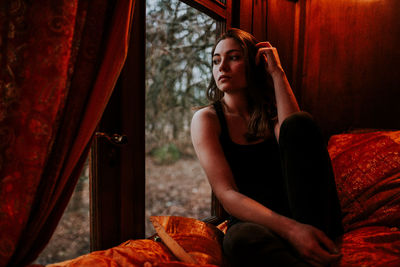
xmin=218 ymin=85 xmax=245 ymax=94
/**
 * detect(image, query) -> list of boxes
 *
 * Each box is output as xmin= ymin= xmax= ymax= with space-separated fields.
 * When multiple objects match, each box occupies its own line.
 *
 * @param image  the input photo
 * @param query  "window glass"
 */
xmin=145 ymin=0 xmax=216 ymax=236
xmin=34 ymin=159 xmax=90 ymax=264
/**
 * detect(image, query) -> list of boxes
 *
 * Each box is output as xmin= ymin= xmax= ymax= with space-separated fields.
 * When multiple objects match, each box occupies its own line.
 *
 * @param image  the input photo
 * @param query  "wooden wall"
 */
xmin=265 ymin=0 xmax=400 ymax=137
xmin=232 ymin=0 xmax=268 ymax=41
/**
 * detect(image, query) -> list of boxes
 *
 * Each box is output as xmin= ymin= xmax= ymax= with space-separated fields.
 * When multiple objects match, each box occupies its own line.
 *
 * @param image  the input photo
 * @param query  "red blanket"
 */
xmin=328 ymin=131 xmax=400 ymax=266
xmin=36 ymin=130 xmax=400 ymax=266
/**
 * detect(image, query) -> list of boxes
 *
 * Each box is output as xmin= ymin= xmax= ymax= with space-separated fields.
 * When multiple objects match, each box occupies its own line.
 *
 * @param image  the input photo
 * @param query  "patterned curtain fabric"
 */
xmin=0 ymin=0 xmax=134 ymax=266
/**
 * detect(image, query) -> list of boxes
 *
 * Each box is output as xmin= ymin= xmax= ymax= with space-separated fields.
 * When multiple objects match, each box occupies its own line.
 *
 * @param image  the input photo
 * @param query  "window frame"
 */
xmin=90 ymin=0 xmax=232 ymax=252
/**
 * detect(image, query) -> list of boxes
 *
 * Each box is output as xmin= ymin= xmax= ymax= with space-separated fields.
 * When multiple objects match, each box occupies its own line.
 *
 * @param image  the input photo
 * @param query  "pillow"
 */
xmin=150 ymin=216 xmax=225 ymax=266
xmin=46 ymin=216 xmax=225 ymax=267
xmin=328 ymin=130 xmax=400 ymax=231
xmin=47 ymin=239 xmax=176 ymax=267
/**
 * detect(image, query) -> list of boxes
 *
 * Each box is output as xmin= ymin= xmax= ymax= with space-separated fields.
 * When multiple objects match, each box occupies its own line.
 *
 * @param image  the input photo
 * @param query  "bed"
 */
xmin=31 ymin=130 xmax=400 ymax=267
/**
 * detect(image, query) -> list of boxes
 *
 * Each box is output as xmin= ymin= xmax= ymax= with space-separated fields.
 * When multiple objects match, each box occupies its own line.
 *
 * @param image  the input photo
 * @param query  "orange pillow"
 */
xmin=47 ymin=216 xmax=225 ymax=267
xmin=150 ymin=216 xmax=225 ymax=266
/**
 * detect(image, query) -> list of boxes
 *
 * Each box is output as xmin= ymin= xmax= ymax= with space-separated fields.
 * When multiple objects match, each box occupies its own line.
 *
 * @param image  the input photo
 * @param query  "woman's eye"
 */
xmin=230 ymin=55 xmax=239 ymax=60
xmin=212 ymin=59 xmax=220 ymax=65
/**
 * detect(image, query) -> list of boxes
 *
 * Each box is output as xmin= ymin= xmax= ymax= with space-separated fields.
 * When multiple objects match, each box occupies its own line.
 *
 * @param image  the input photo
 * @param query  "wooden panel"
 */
xmin=90 ymin=0 xmax=145 ymax=251
xmin=240 ymin=0 xmax=253 ymax=32
xmin=301 ymin=0 xmax=400 ymax=136
xmin=266 ymin=0 xmax=297 ymax=87
xmin=252 ymin=0 xmax=268 ymax=41
xmin=119 ymin=0 xmax=146 ymax=241
xmin=91 ymin=82 xmax=124 ymax=251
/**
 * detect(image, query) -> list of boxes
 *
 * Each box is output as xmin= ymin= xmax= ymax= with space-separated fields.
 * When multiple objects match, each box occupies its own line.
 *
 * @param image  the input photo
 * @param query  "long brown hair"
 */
xmin=207 ymin=28 xmax=277 ymax=141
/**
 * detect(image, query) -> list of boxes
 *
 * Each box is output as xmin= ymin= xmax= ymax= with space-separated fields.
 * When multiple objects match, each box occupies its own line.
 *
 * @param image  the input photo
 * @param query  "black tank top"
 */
xmin=213 ymin=101 xmax=291 ymax=216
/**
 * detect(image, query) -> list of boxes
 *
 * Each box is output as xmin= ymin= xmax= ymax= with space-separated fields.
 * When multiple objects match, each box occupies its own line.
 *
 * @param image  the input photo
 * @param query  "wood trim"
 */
xmin=90 ymin=94 xmax=123 ymax=251
xmin=239 ymin=0 xmax=253 ymax=32
xmin=291 ymin=0 xmax=307 ymax=103
xmin=179 ymin=0 xmax=232 ymax=34
xmin=119 ymin=0 xmax=146 ymax=241
xmin=266 ymin=0 xmax=297 ymax=86
xmin=90 ymin=0 xmax=145 ymax=251
xmin=252 ymin=0 xmax=268 ymax=40
xmin=180 ymin=0 xmax=228 ymax=20
xmin=225 ymin=0 xmax=233 ymax=30
xmin=89 ymin=135 xmax=101 ymax=251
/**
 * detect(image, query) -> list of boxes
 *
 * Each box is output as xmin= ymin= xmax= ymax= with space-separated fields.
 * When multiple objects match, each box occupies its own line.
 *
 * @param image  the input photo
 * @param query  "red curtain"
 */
xmin=0 ymin=0 xmax=135 ymax=266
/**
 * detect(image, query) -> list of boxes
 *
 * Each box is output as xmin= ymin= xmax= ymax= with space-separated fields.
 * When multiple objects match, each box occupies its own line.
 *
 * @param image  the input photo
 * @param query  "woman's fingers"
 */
xmin=256 ymin=41 xmax=272 ymax=48
xmin=295 ymin=226 xmax=341 ymax=266
xmin=255 ymin=47 xmax=274 ymax=65
xmin=306 ymin=230 xmax=341 ymax=266
xmin=255 ymin=41 xmax=283 ymax=74
xmin=255 ymin=42 xmax=272 ymax=65
xmin=302 ymin=244 xmax=340 ymax=267
xmin=255 ymin=48 xmax=267 ymax=65
xmin=315 ymin=229 xmax=340 ymax=255
xmin=310 ymin=243 xmax=341 ymax=265
xmin=256 ymin=47 xmax=282 ymax=74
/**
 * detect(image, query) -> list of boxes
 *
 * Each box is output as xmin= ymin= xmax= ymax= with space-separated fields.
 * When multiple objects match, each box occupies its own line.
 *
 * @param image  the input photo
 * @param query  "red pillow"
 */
xmin=328 ymin=131 xmax=400 ymax=231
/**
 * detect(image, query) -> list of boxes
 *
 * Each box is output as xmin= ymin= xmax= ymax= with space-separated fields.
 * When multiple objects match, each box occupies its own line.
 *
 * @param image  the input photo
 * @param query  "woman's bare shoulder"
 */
xmin=191 ymin=106 xmax=220 ymax=137
xmin=192 ymin=106 xmax=217 ymax=123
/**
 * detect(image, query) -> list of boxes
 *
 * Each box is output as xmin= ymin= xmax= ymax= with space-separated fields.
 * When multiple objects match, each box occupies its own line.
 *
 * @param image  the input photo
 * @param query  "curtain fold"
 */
xmin=0 ymin=0 xmax=135 ymax=266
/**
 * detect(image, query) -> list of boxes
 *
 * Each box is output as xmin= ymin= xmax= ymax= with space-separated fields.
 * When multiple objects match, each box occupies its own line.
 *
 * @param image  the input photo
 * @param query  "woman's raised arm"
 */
xmin=256 ymin=42 xmax=300 ymax=139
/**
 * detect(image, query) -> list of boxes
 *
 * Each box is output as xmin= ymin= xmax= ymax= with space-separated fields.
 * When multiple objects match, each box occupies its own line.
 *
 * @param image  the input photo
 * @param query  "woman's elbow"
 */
xmin=216 ymin=188 xmax=240 ymax=214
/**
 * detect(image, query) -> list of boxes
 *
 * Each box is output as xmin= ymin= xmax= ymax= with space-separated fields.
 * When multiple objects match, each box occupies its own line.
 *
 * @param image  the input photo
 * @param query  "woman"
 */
xmin=191 ymin=28 xmax=343 ymax=266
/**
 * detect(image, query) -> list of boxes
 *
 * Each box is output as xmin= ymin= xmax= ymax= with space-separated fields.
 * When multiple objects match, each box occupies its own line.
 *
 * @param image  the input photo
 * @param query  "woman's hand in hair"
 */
xmin=255 ymin=42 xmax=284 ymax=78
xmin=255 ymin=41 xmax=299 ymax=134
xmin=287 ymin=222 xmax=342 ymax=267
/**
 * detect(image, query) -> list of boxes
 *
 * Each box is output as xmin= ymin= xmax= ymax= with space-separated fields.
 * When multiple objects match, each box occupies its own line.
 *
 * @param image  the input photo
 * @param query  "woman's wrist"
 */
xmin=269 ymin=213 xmax=300 ymax=241
xmin=269 ymin=67 xmax=285 ymax=80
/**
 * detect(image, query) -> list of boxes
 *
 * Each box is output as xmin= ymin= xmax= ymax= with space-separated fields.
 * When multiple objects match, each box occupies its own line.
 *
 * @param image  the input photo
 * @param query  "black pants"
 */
xmin=223 ymin=112 xmax=343 ymax=267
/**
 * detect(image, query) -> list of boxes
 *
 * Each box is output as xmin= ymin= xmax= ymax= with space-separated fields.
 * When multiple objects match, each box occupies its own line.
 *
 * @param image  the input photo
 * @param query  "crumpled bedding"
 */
xmin=335 ymin=226 xmax=400 ymax=267
xmin=328 ymin=130 xmax=400 ymax=266
xmin=33 ymin=130 xmax=400 ymax=267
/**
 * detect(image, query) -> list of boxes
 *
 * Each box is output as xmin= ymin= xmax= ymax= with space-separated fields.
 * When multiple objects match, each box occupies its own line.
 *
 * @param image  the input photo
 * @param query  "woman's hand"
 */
xmin=255 ymin=42 xmax=284 ymax=77
xmin=287 ymin=222 xmax=341 ymax=267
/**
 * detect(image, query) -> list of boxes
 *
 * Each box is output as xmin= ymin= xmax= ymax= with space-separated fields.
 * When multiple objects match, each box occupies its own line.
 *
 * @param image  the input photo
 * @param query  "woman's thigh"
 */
xmin=278 ymin=111 xmax=343 ymax=239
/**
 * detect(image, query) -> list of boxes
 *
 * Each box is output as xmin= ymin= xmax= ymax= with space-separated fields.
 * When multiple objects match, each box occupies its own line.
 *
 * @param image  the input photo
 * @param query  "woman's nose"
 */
xmin=219 ymin=58 xmax=229 ymax=72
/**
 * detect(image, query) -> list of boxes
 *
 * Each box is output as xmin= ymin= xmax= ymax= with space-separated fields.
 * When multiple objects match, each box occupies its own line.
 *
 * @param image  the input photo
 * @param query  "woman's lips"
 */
xmin=218 ymin=75 xmax=230 ymax=82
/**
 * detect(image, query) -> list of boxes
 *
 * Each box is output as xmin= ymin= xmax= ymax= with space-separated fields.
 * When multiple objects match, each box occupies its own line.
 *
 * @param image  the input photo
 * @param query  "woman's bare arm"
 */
xmin=191 ymin=108 xmax=294 ymax=232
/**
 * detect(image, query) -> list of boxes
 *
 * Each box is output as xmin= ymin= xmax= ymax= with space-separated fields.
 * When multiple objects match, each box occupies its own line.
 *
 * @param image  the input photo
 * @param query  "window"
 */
xmin=34 ymin=160 xmax=90 ymax=265
xmin=145 ymin=0 xmax=217 ymax=236
xmin=91 ymin=0 xmax=232 ymax=251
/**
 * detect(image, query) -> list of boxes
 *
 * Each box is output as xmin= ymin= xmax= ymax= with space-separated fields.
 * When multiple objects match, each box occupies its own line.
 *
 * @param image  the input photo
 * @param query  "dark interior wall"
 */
xmin=265 ymin=0 xmax=400 ymax=137
xmin=233 ymin=0 xmax=268 ymax=41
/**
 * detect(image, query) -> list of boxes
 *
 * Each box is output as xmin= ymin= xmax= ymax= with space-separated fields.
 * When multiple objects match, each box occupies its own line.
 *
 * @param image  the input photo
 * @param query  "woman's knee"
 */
xmin=278 ymin=111 xmax=321 ymax=146
xmin=223 ymin=222 xmax=285 ymax=258
xmin=223 ymin=222 xmax=306 ymax=267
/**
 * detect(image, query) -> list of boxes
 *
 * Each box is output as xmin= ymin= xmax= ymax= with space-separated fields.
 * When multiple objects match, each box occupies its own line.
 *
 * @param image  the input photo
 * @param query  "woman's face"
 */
xmin=212 ymin=38 xmax=247 ymax=93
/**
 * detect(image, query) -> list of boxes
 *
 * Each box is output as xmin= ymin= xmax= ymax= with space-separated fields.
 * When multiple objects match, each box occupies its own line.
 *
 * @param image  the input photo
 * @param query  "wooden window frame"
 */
xmin=90 ymin=0 xmax=233 ymax=252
